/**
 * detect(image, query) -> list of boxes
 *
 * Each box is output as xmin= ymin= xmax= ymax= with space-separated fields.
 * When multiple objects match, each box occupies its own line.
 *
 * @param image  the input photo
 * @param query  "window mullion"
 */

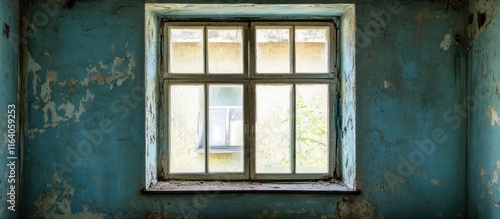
xmin=291 ymin=26 xmax=296 ymax=74
xmin=204 ymin=83 xmax=209 ymax=174
xmin=291 ymin=84 xmax=296 ymax=174
xmin=203 ymin=26 xmax=209 ymax=174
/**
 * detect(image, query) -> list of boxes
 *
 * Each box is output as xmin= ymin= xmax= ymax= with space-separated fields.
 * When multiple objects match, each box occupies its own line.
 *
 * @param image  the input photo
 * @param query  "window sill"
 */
xmin=142 ymin=180 xmax=360 ymax=194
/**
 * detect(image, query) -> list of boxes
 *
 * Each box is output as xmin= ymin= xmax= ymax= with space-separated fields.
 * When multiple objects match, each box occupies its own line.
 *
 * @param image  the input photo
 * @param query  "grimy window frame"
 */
xmin=160 ymin=19 xmax=340 ymax=181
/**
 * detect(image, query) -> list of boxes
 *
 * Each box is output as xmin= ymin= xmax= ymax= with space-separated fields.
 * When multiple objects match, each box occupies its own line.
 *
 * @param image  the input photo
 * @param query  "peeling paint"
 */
xmin=485 ymin=105 xmax=500 ymax=126
xmin=33 ymin=175 xmax=107 ymax=218
xmin=29 ymin=43 xmax=136 ymax=134
xmin=431 ymin=179 xmax=439 ymax=186
xmin=468 ymin=0 xmax=497 ymax=47
xmin=334 ymin=198 xmax=377 ymax=219
xmin=491 ymin=201 xmax=500 ymax=208
xmin=440 ymin=33 xmax=451 ymax=51
xmin=493 ymin=170 xmax=498 ymax=184
xmin=383 ymin=80 xmax=393 ymax=90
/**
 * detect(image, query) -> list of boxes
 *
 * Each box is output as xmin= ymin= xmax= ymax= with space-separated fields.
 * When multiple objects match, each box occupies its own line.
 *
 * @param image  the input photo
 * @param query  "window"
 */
xmin=161 ymin=21 xmax=338 ymax=181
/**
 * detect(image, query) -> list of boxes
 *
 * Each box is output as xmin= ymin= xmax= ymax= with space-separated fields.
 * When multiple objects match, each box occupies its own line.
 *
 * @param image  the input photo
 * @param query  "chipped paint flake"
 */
xmin=481 ymin=166 xmax=488 ymax=176
xmin=493 ymin=170 xmax=498 ymax=184
xmin=99 ymin=60 xmax=108 ymax=70
xmin=431 ymin=179 xmax=439 ymax=186
xmin=28 ymin=52 xmax=42 ymax=74
xmin=486 ymin=105 xmax=500 ymax=126
xmin=384 ymin=80 xmax=393 ymax=89
xmin=40 ymin=70 xmax=58 ymax=103
xmin=440 ymin=33 xmax=451 ymax=51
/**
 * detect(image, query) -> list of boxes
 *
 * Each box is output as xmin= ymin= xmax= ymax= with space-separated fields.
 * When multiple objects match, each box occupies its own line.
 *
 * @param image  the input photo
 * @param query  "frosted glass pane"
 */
xmin=208 ymin=28 xmax=243 ymax=74
xmin=208 ymin=85 xmax=244 ymax=172
xmin=256 ymin=85 xmax=291 ymax=173
xmin=169 ymin=85 xmax=205 ymax=173
xmin=169 ymin=27 xmax=204 ymax=73
xmin=296 ymin=84 xmax=329 ymax=173
xmin=295 ymin=27 xmax=329 ymax=73
xmin=256 ymin=28 xmax=291 ymax=74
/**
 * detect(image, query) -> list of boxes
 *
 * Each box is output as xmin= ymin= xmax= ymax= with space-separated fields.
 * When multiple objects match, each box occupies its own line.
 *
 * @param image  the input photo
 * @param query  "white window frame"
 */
xmin=145 ymin=3 xmax=357 ymax=192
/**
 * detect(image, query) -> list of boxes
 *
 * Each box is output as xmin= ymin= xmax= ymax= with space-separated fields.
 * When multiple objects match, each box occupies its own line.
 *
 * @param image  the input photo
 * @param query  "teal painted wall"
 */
xmin=468 ymin=0 xmax=500 ymax=218
xmin=21 ymin=0 xmax=469 ymax=218
xmin=0 ymin=0 xmax=19 ymax=218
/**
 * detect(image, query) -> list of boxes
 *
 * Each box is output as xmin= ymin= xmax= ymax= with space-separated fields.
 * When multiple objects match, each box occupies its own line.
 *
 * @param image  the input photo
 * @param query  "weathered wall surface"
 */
xmin=0 ymin=0 xmax=19 ymax=218
xmin=21 ymin=0 xmax=467 ymax=218
xmin=468 ymin=0 xmax=500 ymax=218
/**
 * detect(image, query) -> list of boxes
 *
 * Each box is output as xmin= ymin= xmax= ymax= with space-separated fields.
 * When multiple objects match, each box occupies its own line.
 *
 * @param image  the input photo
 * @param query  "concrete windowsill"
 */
xmin=142 ymin=180 xmax=360 ymax=194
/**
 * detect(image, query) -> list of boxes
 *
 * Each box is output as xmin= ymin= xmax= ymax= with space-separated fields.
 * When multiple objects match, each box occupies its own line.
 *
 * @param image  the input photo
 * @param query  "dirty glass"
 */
xmin=208 ymin=84 xmax=244 ymax=172
xmin=169 ymin=27 xmax=204 ymax=73
xmin=208 ymin=28 xmax=244 ymax=74
xmin=169 ymin=85 xmax=205 ymax=173
xmin=295 ymin=27 xmax=330 ymax=73
xmin=256 ymin=28 xmax=291 ymax=74
xmin=255 ymin=85 xmax=292 ymax=173
xmin=296 ymin=84 xmax=329 ymax=173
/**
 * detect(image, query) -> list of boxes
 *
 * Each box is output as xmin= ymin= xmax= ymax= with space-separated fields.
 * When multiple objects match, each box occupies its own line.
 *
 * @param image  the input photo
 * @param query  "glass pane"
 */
xmin=296 ymin=84 xmax=329 ymax=173
xmin=169 ymin=85 xmax=205 ymax=173
xmin=169 ymin=27 xmax=204 ymax=74
xmin=295 ymin=27 xmax=329 ymax=73
xmin=208 ymin=85 xmax=244 ymax=172
xmin=256 ymin=85 xmax=292 ymax=173
xmin=208 ymin=27 xmax=243 ymax=74
xmin=256 ymin=28 xmax=291 ymax=74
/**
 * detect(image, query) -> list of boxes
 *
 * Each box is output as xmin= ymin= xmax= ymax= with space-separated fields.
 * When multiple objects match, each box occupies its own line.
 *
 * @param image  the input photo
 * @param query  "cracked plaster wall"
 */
xmin=0 ymin=0 xmax=19 ymax=218
xmin=21 ymin=0 xmax=471 ymax=218
xmin=467 ymin=0 xmax=500 ymax=218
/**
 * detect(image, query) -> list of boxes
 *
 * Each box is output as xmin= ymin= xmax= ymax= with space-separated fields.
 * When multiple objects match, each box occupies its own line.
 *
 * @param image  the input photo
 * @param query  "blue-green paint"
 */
xmin=468 ymin=0 xmax=500 ymax=218
xmin=0 ymin=0 xmax=19 ymax=218
xmin=19 ymin=0 xmax=474 ymax=218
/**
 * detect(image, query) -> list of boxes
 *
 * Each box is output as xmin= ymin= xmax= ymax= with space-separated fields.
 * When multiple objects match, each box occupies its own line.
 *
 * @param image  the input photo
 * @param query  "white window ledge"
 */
xmin=143 ymin=180 xmax=359 ymax=194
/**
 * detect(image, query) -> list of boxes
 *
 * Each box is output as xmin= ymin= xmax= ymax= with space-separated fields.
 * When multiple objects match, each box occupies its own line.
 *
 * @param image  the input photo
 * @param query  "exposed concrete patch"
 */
xmin=492 ymin=201 xmax=500 ymax=208
xmin=251 ymin=210 xmax=281 ymax=219
xmin=415 ymin=8 xmax=433 ymax=25
xmin=383 ymin=80 xmax=393 ymax=90
xmin=485 ymin=105 xmax=500 ymax=126
xmin=431 ymin=179 xmax=439 ymax=186
xmin=493 ymin=170 xmax=498 ymax=184
xmin=29 ymin=43 xmax=136 ymax=134
xmin=440 ymin=33 xmax=452 ymax=51
xmin=468 ymin=0 xmax=497 ymax=47
xmin=334 ymin=197 xmax=377 ymax=219
xmin=33 ymin=175 xmax=107 ymax=218
xmin=481 ymin=166 xmax=488 ymax=176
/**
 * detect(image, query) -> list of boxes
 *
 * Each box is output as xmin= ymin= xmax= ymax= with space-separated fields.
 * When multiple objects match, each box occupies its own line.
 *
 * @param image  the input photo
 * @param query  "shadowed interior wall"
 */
xmin=467 ymin=0 xmax=500 ymax=217
xmin=0 ymin=0 xmax=19 ymax=218
xmin=21 ymin=0 xmax=468 ymax=218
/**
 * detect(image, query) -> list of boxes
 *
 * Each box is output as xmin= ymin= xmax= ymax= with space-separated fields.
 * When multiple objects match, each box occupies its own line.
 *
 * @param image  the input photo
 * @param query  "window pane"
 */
xmin=256 ymin=85 xmax=292 ymax=173
xmin=169 ymin=27 xmax=204 ymax=73
xmin=208 ymin=85 xmax=244 ymax=172
xmin=296 ymin=84 xmax=329 ymax=173
xmin=208 ymin=28 xmax=243 ymax=74
xmin=256 ymin=28 xmax=291 ymax=74
xmin=169 ymin=85 xmax=205 ymax=173
xmin=295 ymin=27 xmax=330 ymax=73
